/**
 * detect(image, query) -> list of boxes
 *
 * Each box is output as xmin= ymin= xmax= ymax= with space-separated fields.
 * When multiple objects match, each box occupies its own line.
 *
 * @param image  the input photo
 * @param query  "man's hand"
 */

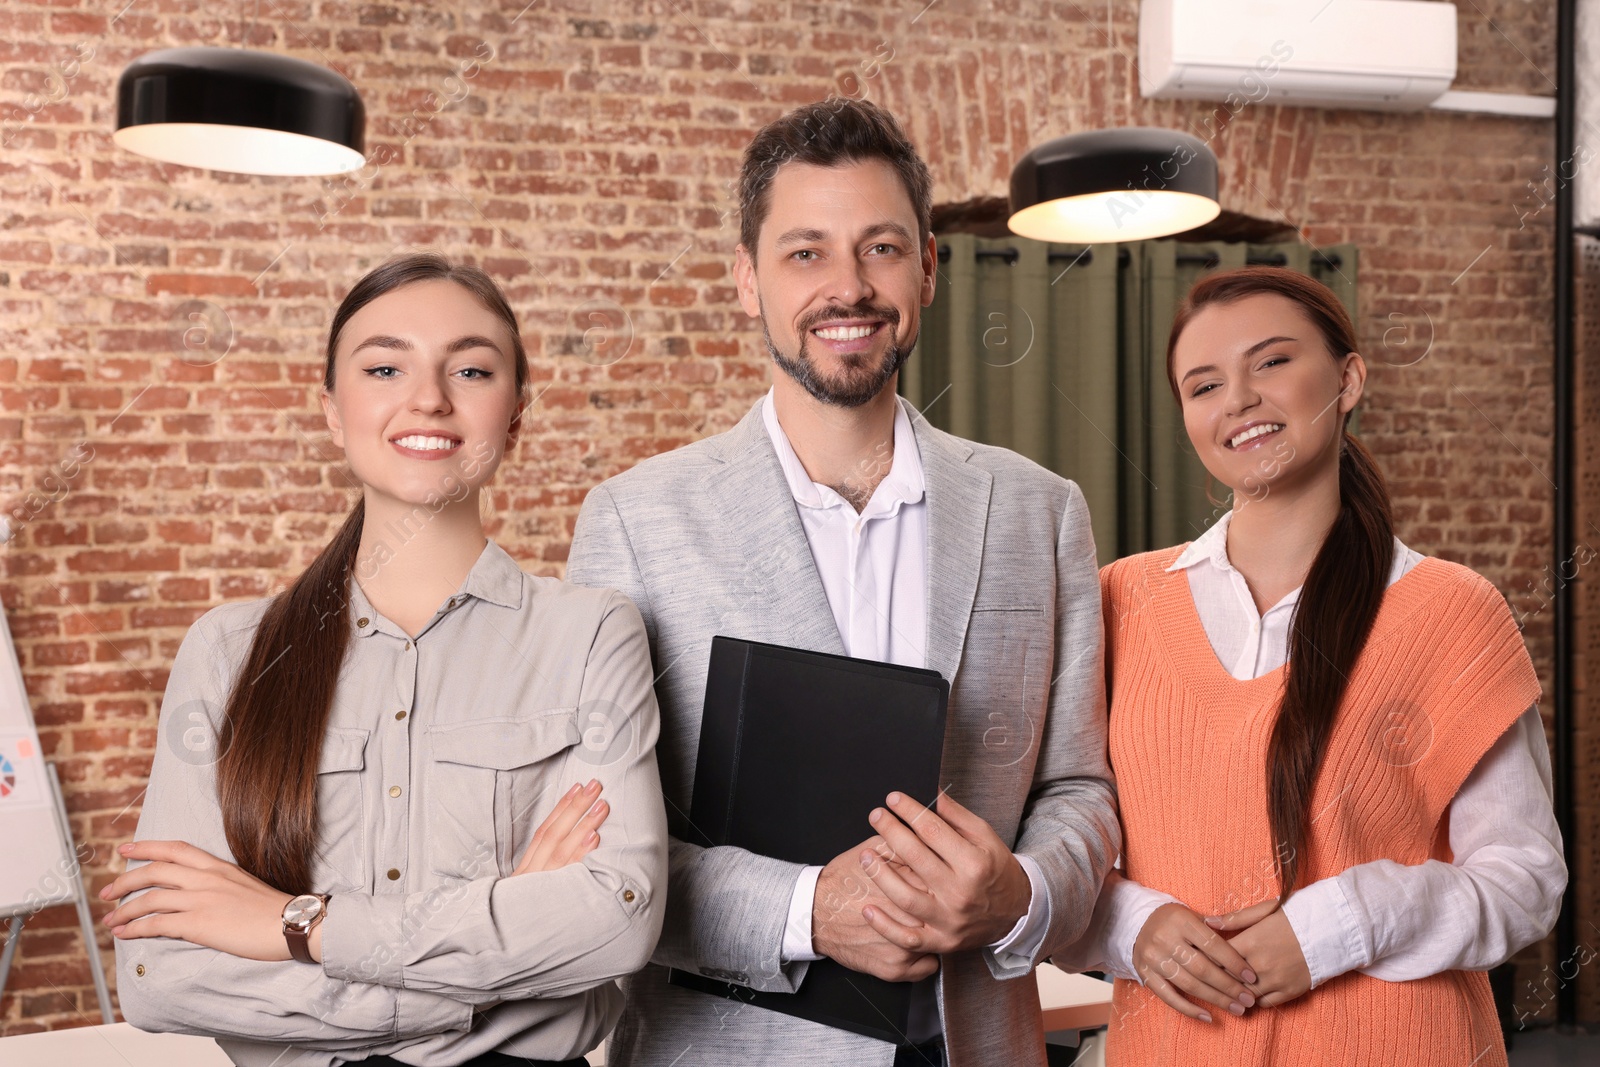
xmin=812 ymin=835 xmax=939 ymax=982
xmin=858 ymin=791 xmax=1031 ymax=954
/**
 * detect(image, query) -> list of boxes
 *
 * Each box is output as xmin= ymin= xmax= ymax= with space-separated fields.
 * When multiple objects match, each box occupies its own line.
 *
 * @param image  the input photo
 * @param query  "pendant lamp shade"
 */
xmin=1008 ymin=127 xmax=1221 ymax=243
xmin=114 ymin=47 xmax=365 ymax=176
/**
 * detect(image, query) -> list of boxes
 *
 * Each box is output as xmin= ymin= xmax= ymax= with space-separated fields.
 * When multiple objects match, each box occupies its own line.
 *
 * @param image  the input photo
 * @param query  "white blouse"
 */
xmin=1060 ymin=510 xmax=1566 ymax=990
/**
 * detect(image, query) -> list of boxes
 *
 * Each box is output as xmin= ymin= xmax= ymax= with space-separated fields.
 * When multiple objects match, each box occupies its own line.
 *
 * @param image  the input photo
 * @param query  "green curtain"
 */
xmin=902 ymin=237 xmax=1358 ymax=564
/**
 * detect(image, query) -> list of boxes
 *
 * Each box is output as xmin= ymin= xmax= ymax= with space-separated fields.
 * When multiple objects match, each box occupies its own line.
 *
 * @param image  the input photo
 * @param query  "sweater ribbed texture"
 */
xmin=1102 ymin=546 xmax=1541 ymax=1067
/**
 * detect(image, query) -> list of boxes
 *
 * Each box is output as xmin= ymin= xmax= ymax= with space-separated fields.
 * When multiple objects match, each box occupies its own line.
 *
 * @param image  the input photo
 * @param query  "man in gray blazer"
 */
xmin=567 ymin=98 xmax=1118 ymax=1067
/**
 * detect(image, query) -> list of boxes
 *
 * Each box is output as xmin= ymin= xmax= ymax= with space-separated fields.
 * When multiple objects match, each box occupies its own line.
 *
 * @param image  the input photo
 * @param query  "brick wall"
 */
xmin=0 ymin=0 xmax=1573 ymax=1033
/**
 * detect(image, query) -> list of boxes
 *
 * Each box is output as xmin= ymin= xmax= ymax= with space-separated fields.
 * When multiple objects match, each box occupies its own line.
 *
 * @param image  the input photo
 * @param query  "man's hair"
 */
xmin=737 ymin=97 xmax=934 ymax=257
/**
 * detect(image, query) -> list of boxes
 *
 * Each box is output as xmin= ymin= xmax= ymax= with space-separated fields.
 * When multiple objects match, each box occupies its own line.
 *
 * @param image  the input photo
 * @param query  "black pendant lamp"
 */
xmin=1008 ymin=127 xmax=1220 ymax=243
xmin=114 ymin=47 xmax=364 ymax=176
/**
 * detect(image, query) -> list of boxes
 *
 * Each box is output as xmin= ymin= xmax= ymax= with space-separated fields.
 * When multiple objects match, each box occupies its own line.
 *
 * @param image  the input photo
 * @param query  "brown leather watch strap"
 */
xmin=284 ymin=894 xmax=329 ymax=964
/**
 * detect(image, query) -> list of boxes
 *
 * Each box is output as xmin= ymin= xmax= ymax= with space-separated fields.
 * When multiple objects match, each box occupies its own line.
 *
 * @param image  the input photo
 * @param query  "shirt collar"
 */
xmin=760 ymin=387 xmax=926 ymax=516
xmin=349 ymin=537 xmax=524 ymax=638
xmin=1166 ymin=508 xmax=1418 ymax=588
xmin=1166 ymin=508 xmax=1297 ymax=618
xmin=454 ymin=538 xmax=526 ymax=608
xmin=1167 ymin=509 xmax=1235 ymax=573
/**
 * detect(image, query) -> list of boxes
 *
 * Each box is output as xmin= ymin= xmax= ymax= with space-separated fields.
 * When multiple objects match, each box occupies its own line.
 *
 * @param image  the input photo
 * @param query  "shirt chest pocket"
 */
xmin=427 ymin=710 xmax=581 ymax=880
xmin=313 ymin=727 xmax=370 ymax=892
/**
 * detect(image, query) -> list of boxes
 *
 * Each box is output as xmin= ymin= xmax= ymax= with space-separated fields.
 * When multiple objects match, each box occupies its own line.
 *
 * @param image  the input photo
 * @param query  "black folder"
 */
xmin=667 ymin=635 xmax=950 ymax=1045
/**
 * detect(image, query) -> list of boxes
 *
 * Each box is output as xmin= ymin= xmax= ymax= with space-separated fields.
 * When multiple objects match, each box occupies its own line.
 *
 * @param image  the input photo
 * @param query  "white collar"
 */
xmin=1167 ymin=508 xmax=1416 ymax=588
xmin=1167 ymin=509 xmax=1237 ymax=573
xmin=760 ymin=387 xmax=926 ymax=517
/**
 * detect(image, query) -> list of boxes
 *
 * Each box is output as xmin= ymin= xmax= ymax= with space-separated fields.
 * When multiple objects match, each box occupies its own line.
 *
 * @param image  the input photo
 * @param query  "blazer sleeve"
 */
xmin=114 ymin=613 xmax=475 ymax=1048
xmin=567 ymin=481 xmax=812 ymax=995
xmin=998 ymin=479 xmax=1122 ymax=976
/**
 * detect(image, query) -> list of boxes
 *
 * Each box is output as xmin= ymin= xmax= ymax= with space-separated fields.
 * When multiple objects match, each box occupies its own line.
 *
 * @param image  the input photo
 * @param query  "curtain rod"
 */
xmin=935 ymin=245 xmax=1343 ymax=270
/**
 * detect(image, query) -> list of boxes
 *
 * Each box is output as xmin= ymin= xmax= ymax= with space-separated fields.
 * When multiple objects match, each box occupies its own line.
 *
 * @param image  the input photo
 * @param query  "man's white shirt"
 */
xmin=758 ymin=390 xmax=1051 ymax=976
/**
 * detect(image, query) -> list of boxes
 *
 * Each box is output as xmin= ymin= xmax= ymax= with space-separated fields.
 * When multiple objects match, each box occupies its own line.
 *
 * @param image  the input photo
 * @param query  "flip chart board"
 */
xmin=0 ymin=608 xmax=75 ymax=918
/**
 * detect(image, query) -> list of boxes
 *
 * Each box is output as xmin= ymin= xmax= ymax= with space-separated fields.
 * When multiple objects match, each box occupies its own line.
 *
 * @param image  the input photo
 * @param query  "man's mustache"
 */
xmin=798 ymin=305 xmax=902 ymax=333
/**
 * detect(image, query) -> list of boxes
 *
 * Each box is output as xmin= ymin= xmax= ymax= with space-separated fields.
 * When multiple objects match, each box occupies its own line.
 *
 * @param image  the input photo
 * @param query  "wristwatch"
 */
xmin=281 ymin=893 xmax=330 ymax=963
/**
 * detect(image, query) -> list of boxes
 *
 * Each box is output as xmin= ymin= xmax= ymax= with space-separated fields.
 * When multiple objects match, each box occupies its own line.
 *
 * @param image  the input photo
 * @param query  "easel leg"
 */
xmin=46 ymin=763 xmax=114 ymax=1024
xmin=0 ymin=914 xmax=23 ymax=997
xmin=72 ymin=890 xmax=113 ymax=1024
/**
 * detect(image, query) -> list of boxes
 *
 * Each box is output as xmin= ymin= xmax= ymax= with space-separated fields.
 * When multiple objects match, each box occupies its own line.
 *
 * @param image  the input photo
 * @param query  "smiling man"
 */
xmin=567 ymin=99 xmax=1118 ymax=1067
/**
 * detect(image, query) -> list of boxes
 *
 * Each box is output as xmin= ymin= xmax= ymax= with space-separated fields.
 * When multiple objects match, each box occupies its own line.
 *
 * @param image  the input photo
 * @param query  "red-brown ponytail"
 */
xmin=1166 ymin=267 xmax=1394 ymax=900
xmin=213 ymin=253 xmax=528 ymax=893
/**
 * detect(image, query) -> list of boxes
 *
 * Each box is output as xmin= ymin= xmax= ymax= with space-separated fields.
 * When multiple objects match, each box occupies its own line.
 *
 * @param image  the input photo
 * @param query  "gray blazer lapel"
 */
xmin=705 ymin=402 xmax=845 ymax=656
xmin=910 ymin=403 xmax=992 ymax=683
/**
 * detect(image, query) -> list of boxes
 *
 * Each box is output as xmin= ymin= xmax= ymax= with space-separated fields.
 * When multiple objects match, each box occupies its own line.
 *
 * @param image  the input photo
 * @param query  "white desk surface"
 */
xmin=0 ymin=965 xmax=1111 ymax=1063
xmin=1036 ymin=961 xmax=1114 ymax=1032
xmin=0 ymin=1021 xmax=234 ymax=1066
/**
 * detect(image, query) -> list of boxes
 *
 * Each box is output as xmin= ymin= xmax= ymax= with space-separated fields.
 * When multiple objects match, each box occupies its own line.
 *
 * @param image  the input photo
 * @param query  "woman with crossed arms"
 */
xmin=101 ymin=254 xmax=667 ymax=1066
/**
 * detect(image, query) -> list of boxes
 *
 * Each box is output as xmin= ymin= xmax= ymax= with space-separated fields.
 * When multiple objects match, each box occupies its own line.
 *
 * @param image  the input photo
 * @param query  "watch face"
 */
xmin=283 ymin=894 xmax=324 ymax=928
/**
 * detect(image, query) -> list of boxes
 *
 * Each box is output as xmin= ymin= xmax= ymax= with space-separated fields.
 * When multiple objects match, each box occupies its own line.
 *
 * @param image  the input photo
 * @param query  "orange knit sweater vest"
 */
xmin=1101 ymin=546 xmax=1541 ymax=1067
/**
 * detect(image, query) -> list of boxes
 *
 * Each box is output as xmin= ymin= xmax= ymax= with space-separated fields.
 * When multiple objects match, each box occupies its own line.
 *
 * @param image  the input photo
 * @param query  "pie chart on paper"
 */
xmin=0 ymin=737 xmax=45 ymax=809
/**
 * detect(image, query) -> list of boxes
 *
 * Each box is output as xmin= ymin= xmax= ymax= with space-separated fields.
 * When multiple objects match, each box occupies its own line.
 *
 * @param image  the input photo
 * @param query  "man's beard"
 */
xmin=762 ymin=302 xmax=916 ymax=409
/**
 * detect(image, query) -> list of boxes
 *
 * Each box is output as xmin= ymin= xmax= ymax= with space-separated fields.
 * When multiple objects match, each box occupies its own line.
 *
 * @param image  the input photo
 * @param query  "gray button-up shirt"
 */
xmin=114 ymin=539 xmax=668 ymax=1066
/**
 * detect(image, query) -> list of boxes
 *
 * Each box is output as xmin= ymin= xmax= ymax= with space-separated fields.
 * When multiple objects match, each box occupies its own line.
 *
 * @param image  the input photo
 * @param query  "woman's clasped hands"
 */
xmin=1131 ymin=897 xmax=1312 ymax=1023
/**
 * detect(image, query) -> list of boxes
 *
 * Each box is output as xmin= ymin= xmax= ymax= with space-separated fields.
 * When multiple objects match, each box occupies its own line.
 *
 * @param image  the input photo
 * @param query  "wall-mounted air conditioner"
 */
xmin=1139 ymin=0 xmax=1457 ymax=112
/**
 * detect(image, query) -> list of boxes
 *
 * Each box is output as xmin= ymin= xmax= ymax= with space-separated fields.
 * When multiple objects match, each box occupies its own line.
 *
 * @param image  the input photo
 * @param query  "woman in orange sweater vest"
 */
xmin=1058 ymin=267 xmax=1564 ymax=1066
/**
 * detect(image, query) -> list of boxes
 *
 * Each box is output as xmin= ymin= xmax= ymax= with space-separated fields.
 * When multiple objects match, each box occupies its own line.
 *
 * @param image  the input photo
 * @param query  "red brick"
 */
xmin=60 ymin=609 xmax=124 ymax=636
xmin=145 ymin=274 xmax=259 ymax=297
xmin=106 ymin=607 xmax=188 ymax=634
xmin=156 ymin=576 xmax=210 ymax=601
xmin=62 ymin=670 xmax=152 ymax=696
xmin=33 ymin=701 xmax=84 ymax=726
xmin=28 ymin=521 xmax=88 ymax=547
xmin=72 ymin=726 xmax=132 ymax=752
xmin=153 ymin=520 xmax=213 ymax=545
xmin=64 ymin=548 xmax=181 ymax=574
xmin=91 ymin=520 xmax=149 ymax=544
xmin=31 ymin=641 xmax=90 ymax=666
xmin=93 ymin=636 xmax=151 ymax=662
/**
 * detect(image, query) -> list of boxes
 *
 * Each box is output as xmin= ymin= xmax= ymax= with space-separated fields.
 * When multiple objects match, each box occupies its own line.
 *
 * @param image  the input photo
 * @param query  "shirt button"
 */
xmin=395 ymin=710 xmax=408 ymax=721
xmin=357 ymin=617 xmax=370 ymax=628
xmin=386 ymin=868 xmax=401 ymax=881
xmin=404 ymin=640 xmax=412 ymax=650
xmin=135 ymin=964 xmax=146 ymax=977
xmin=389 ymin=786 xmax=402 ymax=798
xmin=623 ymin=890 xmax=635 ymax=903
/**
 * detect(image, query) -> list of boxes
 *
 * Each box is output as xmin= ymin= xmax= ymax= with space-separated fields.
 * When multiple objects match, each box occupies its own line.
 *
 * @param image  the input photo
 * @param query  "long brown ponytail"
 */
xmin=1165 ymin=267 xmax=1394 ymax=900
xmin=214 ymin=253 xmax=528 ymax=894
